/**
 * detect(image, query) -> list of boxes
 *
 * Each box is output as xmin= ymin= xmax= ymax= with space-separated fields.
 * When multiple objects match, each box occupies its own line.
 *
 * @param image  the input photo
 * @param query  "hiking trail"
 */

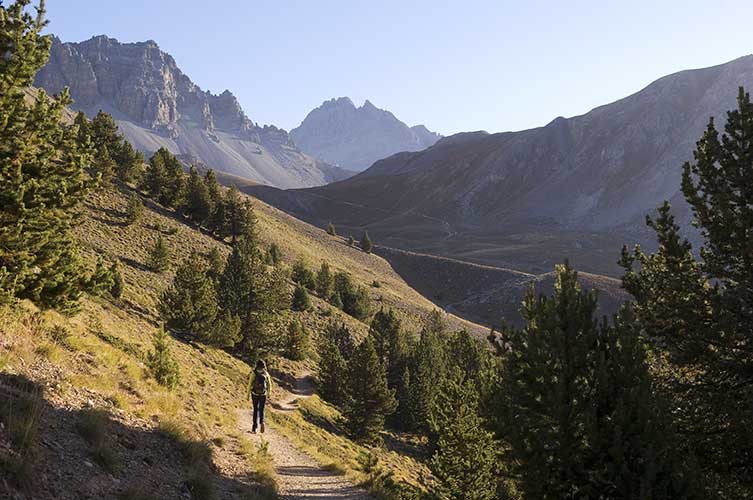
xmin=238 ymin=370 xmax=372 ymax=499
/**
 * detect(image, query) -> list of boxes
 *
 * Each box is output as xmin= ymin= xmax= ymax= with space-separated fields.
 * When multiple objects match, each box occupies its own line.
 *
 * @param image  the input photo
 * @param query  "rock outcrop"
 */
xmin=290 ymin=97 xmax=441 ymax=172
xmin=35 ymin=35 xmax=350 ymax=188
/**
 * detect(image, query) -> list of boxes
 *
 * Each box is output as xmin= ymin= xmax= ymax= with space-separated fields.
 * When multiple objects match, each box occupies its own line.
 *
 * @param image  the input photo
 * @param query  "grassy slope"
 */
xmin=2 ymin=182 xmax=481 ymax=498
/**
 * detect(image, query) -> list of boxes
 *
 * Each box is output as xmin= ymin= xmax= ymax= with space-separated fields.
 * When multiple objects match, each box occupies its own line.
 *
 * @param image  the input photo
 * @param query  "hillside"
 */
xmin=34 ymin=36 xmax=350 ymax=188
xmin=1 ymin=177 xmax=488 ymax=498
xmin=290 ymin=97 xmax=441 ymax=172
xmin=248 ymin=55 xmax=753 ymax=277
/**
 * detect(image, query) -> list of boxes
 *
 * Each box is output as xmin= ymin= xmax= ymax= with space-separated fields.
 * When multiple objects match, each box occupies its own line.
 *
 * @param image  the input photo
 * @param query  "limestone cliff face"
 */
xmin=35 ymin=36 xmax=349 ymax=188
xmin=290 ymin=97 xmax=441 ymax=172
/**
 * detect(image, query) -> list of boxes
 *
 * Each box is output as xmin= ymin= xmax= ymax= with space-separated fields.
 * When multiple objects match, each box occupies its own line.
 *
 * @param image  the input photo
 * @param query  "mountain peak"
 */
xmin=291 ymin=97 xmax=442 ymax=171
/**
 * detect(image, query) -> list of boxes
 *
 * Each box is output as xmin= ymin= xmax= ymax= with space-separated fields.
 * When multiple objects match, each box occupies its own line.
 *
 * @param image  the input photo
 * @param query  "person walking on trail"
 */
xmin=249 ymin=360 xmax=272 ymax=433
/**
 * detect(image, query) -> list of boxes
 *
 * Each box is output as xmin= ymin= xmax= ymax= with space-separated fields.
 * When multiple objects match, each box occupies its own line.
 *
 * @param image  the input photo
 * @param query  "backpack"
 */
xmin=252 ymin=371 xmax=267 ymax=395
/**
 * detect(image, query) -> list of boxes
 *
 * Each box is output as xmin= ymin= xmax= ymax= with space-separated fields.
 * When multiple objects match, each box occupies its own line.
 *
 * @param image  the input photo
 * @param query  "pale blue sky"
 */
xmin=45 ymin=1 xmax=753 ymax=135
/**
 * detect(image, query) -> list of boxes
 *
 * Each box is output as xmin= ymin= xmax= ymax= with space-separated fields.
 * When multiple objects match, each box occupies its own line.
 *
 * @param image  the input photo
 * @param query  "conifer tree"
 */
xmin=266 ymin=243 xmax=281 ymax=265
xmin=160 ymin=148 xmax=186 ymax=208
xmin=113 ymin=140 xmax=143 ymax=184
xmin=205 ymin=247 xmax=225 ymax=282
xmin=344 ymin=337 xmax=397 ymax=443
xmin=90 ymin=110 xmax=120 ymax=154
xmin=185 ymin=165 xmax=212 ymax=224
xmin=429 ymin=370 xmax=498 ymax=500
xmin=315 ymin=261 xmax=333 ymax=298
xmin=203 ymin=169 xmax=221 ymax=217
xmin=407 ymin=310 xmax=449 ymax=433
xmin=73 ymin=111 xmax=91 ymax=146
xmin=284 ymin=319 xmax=309 ymax=361
xmin=142 ymin=148 xmax=168 ymax=199
xmin=217 ymin=236 xmax=289 ymax=354
xmin=620 ymin=88 xmax=753 ymax=497
xmin=205 ymin=309 xmax=242 ymax=348
xmin=369 ymin=308 xmax=408 ymax=388
xmin=326 ymin=222 xmax=336 ymax=236
xmin=110 ymin=260 xmax=123 ymax=299
xmin=329 ymin=291 xmax=343 ymax=310
xmin=291 ymin=283 xmax=311 ymax=311
xmin=317 ymin=335 xmax=349 ymax=406
xmin=0 ymin=0 xmax=92 ymax=312
xmin=86 ymin=256 xmax=115 ymax=297
xmin=333 ymin=272 xmax=371 ymax=320
xmin=360 ymin=230 xmax=373 ymax=253
xmin=222 ymin=186 xmax=257 ymax=242
xmin=148 ymin=235 xmax=171 ymax=272
xmin=93 ymin=145 xmax=116 ymax=186
xmin=158 ymin=254 xmax=218 ymax=337
xmin=147 ymin=324 xmax=180 ymax=390
xmin=125 ymin=191 xmax=144 ymax=225
xmin=347 ymin=235 xmax=355 ymax=246
xmin=291 ymin=257 xmax=315 ymax=289
xmin=498 ymin=263 xmax=694 ymax=499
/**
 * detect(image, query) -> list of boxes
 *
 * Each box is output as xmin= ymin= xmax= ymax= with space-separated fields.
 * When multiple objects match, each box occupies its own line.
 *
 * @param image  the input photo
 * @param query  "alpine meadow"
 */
xmin=2 ymin=1 xmax=753 ymax=499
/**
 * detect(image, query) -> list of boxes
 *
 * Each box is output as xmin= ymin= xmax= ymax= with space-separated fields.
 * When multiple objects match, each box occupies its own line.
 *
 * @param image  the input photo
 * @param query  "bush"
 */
xmin=147 ymin=325 xmax=180 ymax=390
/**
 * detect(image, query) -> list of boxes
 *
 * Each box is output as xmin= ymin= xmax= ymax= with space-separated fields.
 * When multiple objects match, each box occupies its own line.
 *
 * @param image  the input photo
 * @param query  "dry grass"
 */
xmin=0 ymin=183 xmax=483 ymax=497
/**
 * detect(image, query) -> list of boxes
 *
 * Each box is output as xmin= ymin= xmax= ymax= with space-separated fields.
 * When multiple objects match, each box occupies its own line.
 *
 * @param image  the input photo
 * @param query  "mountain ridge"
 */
xmin=246 ymin=54 xmax=753 ymax=277
xmin=34 ymin=35 xmax=350 ymax=188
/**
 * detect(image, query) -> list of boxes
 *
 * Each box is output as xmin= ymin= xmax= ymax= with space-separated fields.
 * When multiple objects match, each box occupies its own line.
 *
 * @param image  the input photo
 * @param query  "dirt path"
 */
xmin=238 ymin=371 xmax=372 ymax=499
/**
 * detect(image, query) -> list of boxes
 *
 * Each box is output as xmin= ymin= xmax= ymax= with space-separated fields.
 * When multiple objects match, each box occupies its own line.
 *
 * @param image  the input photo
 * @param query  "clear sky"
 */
xmin=44 ymin=0 xmax=753 ymax=135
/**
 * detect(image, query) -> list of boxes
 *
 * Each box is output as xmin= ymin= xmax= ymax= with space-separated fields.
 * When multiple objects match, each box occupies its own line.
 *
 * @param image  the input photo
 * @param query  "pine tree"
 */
xmin=317 ymin=335 xmax=349 ymax=406
xmin=110 ymin=260 xmax=123 ymax=299
xmin=347 ymin=235 xmax=355 ymax=246
xmin=73 ymin=111 xmax=91 ymax=146
xmin=333 ymin=272 xmax=371 ymax=320
xmin=222 ymin=186 xmax=257 ymax=242
xmin=620 ymin=88 xmax=753 ymax=498
xmin=90 ymin=110 xmax=120 ymax=154
xmin=369 ymin=308 xmax=408 ymax=389
xmin=203 ymin=169 xmax=221 ymax=218
xmin=185 ymin=165 xmax=212 ymax=224
xmin=284 ymin=319 xmax=309 ymax=361
xmin=147 ymin=324 xmax=180 ymax=390
xmin=0 ymin=1 xmax=92 ymax=312
xmin=497 ymin=263 xmax=695 ymax=499
xmin=315 ymin=261 xmax=333 ymax=298
xmin=142 ymin=148 xmax=168 ymax=199
xmin=429 ymin=370 xmax=498 ymax=500
xmin=266 ymin=243 xmax=281 ymax=265
xmin=158 ymin=254 xmax=218 ymax=338
xmin=93 ymin=145 xmax=116 ymax=186
xmin=329 ymin=291 xmax=343 ymax=310
xmin=326 ymin=222 xmax=336 ymax=236
xmin=113 ymin=139 xmax=143 ymax=184
xmin=360 ymin=231 xmax=373 ymax=253
xmin=291 ymin=257 xmax=315 ymax=289
xmin=125 ymin=191 xmax=144 ymax=225
xmin=205 ymin=247 xmax=225 ymax=282
xmin=217 ymin=236 xmax=289 ymax=355
xmin=86 ymin=256 xmax=115 ymax=297
xmin=291 ymin=283 xmax=311 ymax=311
xmin=205 ymin=309 xmax=241 ymax=348
xmin=148 ymin=235 xmax=171 ymax=272
xmin=344 ymin=337 xmax=397 ymax=443
xmin=408 ymin=310 xmax=449 ymax=433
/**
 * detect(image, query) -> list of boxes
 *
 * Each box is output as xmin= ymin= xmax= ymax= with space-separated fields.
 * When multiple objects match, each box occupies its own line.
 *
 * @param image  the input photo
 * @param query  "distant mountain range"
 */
xmin=247 ymin=55 xmax=753 ymax=276
xmin=35 ymin=36 xmax=350 ymax=188
xmin=290 ymin=97 xmax=441 ymax=172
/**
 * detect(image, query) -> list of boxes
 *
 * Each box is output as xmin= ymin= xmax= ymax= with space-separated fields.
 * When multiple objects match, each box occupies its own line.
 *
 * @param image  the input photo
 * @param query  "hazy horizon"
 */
xmin=46 ymin=1 xmax=753 ymax=135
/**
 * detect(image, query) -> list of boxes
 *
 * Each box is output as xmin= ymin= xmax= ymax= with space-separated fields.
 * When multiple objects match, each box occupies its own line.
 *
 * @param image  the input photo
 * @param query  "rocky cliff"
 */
xmin=290 ymin=97 xmax=441 ymax=172
xmin=35 ymin=35 xmax=350 ymax=188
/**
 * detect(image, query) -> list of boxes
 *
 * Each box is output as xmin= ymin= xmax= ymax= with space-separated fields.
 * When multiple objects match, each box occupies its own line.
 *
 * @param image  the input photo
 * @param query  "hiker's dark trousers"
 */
xmin=252 ymin=394 xmax=266 ymax=430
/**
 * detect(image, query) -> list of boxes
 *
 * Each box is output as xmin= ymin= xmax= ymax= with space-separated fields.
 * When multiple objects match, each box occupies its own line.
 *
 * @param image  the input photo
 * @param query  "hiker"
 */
xmin=249 ymin=359 xmax=272 ymax=433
